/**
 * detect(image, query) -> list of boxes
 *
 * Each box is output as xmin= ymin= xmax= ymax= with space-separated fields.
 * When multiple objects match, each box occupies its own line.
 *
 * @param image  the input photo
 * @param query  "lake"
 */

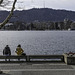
xmin=0 ymin=31 xmax=75 ymax=55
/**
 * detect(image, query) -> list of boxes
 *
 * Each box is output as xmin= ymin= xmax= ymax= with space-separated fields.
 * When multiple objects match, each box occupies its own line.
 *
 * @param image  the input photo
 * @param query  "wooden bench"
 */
xmin=26 ymin=55 xmax=64 ymax=62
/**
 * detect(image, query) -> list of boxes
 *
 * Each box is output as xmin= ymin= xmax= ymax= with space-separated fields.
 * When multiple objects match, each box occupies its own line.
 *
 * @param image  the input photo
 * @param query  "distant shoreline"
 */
xmin=0 ymin=30 xmax=75 ymax=31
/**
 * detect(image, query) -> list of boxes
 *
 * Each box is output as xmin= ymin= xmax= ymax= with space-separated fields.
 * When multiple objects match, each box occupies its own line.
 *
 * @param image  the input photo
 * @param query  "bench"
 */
xmin=0 ymin=55 xmax=64 ymax=62
xmin=0 ymin=55 xmax=27 ymax=62
xmin=26 ymin=55 xmax=64 ymax=62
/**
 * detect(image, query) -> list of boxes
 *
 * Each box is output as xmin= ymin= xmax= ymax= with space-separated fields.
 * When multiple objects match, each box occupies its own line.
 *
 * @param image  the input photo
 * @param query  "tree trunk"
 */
xmin=0 ymin=0 xmax=17 ymax=29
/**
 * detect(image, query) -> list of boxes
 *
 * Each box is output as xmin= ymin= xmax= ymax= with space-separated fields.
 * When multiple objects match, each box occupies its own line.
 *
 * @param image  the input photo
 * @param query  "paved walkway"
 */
xmin=0 ymin=62 xmax=75 ymax=75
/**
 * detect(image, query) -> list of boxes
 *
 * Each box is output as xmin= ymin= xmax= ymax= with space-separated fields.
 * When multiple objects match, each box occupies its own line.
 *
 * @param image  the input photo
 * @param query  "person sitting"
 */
xmin=3 ymin=45 xmax=11 ymax=61
xmin=15 ymin=44 xmax=24 ymax=55
xmin=15 ymin=44 xmax=24 ymax=61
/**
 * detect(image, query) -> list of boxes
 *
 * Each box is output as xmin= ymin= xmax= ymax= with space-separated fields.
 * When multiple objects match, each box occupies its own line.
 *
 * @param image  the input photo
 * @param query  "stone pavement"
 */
xmin=0 ymin=62 xmax=75 ymax=75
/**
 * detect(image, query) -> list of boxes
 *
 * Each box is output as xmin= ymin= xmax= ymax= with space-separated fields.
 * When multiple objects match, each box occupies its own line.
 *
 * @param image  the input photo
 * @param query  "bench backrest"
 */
xmin=28 ymin=55 xmax=63 ymax=59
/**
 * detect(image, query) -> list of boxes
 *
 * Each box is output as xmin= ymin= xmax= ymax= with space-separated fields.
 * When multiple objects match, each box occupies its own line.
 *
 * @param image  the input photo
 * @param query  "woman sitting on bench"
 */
xmin=15 ymin=44 xmax=26 ymax=61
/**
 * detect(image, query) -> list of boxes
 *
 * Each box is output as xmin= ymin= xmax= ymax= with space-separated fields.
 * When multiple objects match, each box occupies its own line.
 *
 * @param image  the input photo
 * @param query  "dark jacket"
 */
xmin=3 ymin=46 xmax=11 ymax=55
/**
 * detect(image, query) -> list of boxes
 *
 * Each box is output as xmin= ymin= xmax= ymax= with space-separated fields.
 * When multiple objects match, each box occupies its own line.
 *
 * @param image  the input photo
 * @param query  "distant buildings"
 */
xmin=70 ymin=22 xmax=75 ymax=30
xmin=1 ymin=19 xmax=75 ymax=30
xmin=3 ymin=22 xmax=26 ymax=30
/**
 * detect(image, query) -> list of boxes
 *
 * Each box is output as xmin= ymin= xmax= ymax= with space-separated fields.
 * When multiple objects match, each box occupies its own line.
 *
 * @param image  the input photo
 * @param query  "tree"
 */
xmin=0 ymin=0 xmax=3 ymax=5
xmin=0 ymin=0 xmax=17 ymax=29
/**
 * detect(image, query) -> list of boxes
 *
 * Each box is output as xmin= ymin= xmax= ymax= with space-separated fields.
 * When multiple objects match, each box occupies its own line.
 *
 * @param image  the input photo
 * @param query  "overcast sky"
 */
xmin=1 ymin=0 xmax=75 ymax=11
xmin=15 ymin=0 xmax=75 ymax=11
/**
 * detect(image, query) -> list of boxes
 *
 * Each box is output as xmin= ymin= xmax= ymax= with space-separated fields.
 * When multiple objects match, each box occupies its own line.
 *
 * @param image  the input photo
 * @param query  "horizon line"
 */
xmin=0 ymin=7 xmax=75 ymax=12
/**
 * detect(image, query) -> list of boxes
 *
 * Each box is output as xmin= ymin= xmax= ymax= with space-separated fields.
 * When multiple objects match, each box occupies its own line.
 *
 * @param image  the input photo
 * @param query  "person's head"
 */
xmin=17 ymin=44 xmax=21 ymax=47
xmin=6 ymin=45 xmax=8 ymax=47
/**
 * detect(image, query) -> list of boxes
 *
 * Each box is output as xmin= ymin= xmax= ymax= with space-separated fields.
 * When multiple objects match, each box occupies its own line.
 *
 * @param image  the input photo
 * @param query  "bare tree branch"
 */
xmin=0 ymin=1 xmax=10 ymax=7
xmin=0 ymin=0 xmax=17 ymax=29
xmin=0 ymin=0 xmax=3 ymax=5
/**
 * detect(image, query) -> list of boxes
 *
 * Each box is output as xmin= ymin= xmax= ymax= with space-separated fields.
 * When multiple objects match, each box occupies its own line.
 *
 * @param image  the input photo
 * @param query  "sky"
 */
xmin=1 ymin=0 xmax=75 ymax=11
xmin=16 ymin=0 xmax=75 ymax=11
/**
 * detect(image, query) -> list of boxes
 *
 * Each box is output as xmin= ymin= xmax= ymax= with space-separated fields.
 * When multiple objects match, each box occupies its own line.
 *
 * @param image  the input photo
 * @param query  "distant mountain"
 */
xmin=0 ymin=8 xmax=75 ymax=22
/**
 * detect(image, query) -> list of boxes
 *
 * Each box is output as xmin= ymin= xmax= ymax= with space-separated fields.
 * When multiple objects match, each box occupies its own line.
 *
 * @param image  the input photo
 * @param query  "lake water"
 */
xmin=0 ymin=31 xmax=75 ymax=55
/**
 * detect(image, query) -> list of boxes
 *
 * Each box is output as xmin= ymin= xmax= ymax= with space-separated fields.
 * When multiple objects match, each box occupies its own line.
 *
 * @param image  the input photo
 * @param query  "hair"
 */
xmin=17 ymin=44 xmax=21 ymax=47
xmin=6 ymin=45 xmax=8 ymax=47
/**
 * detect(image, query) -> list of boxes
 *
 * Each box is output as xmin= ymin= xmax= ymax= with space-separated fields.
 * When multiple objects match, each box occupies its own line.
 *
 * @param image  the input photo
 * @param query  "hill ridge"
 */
xmin=0 ymin=8 xmax=75 ymax=22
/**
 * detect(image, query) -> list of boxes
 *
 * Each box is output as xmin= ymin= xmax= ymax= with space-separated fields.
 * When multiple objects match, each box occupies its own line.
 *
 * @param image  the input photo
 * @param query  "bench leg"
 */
xmin=18 ymin=58 xmax=20 ymax=61
xmin=61 ymin=57 xmax=64 ymax=62
xmin=5 ymin=59 xmax=7 ymax=61
xmin=26 ymin=56 xmax=30 ymax=62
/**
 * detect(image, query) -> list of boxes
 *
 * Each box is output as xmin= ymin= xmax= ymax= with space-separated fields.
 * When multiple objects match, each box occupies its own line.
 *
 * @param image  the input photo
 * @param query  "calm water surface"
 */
xmin=0 ymin=31 xmax=75 ymax=55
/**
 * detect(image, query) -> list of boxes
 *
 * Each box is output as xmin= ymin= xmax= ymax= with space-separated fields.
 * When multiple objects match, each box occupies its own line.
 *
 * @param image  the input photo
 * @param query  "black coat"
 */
xmin=3 ymin=46 xmax=11 ymax=55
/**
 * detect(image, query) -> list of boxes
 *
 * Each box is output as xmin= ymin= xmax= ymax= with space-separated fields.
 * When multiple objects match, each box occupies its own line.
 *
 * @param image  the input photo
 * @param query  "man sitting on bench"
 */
xmin=3 ymin=45 xmax=11 ymax=61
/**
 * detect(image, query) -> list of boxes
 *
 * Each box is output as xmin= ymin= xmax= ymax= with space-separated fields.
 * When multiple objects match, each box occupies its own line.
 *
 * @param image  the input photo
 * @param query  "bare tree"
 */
xmin=0 ymin=0 xmax=17 ymax=29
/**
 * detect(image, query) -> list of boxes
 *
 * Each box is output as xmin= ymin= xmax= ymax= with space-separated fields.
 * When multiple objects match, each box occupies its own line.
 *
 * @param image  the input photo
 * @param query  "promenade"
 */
xmin=0 ymin=62 xmax=75 ymax=75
